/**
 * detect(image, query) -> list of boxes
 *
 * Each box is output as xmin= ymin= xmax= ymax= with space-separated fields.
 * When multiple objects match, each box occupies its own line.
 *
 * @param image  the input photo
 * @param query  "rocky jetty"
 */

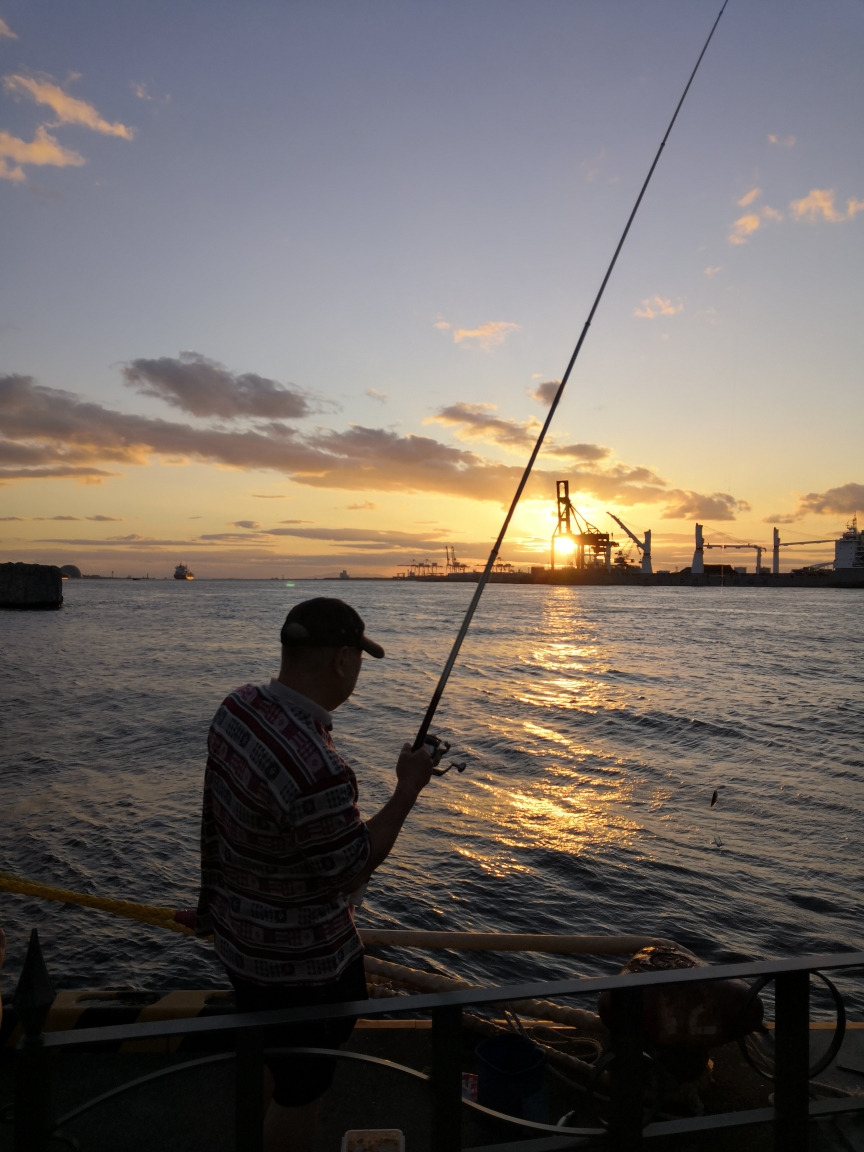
xmin=0 ymin=562 xmax=64 ymax=609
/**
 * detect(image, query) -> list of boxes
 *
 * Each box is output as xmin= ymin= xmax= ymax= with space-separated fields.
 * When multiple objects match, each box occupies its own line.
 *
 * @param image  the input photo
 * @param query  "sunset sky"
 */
xmin=1 ymin=0 xmax=862 ymax=577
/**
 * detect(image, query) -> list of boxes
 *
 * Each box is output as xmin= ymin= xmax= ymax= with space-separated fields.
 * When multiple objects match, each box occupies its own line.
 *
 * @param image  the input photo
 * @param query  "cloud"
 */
xmin=366 ymin=388 xmax=387 ymax=403
xmin=6 ymin=513 xmax=124 ymax=521
xmin=768 ymin=134 xmax=795 ymax=147
xmin=728 ymin=198 xmax=785 ymax=243
xmin=232 ymin=520 xmax=260 ymax=530
xmin=763 ymin=482 xmax=864 ymax=523
xmin=0 ymin=126 xmax=85 ymax=181
xmin=581 ymin=149 xmax=607 ymax=183
xmin=428 ymin=402 xmax=540 ymax=452
xmin=433 ymin=320 xmax=451 ymax=330
xmin=0 ymin=516 xmax=24 ymax=521
xmin=634 ymin=296 xmax=682 ymax=319
xmin=3 ymin=74 xmax=135 ymax=138
xmin=660 ymin=491 xmax=751 ymax=521
xmin=738 ymin=187 xmax=761 ymax=207
xmin=704 ymin=266 xmax=722 ymax=277
xmin=452 ymin=321 xmax=519 ymax=350
xmin=122 ymin=352 xmax=312 ymax=419
xmin=130 ymin=81 xmax=169 ymax=106
xmin=250 ymin=493 xmax=287 ymax=498
xmin=0 ymin=18 xmax=17 ymax=39
xmin=789 ymin=189 xmax=864 ymax=224
xmin=201 ymin=525 xmax=450 ymax=553
xmin=347 ymin=501 xmax=376 ymax=510
xmin=728 ymin=213 xmax=761 ymax=245
xmin=0 ymin=372 xmax=748 ymax=515
xmin=529 ymin=380 xmax=559 ymax=407
xmin=542 ymin=443 xmax=611 ymax=463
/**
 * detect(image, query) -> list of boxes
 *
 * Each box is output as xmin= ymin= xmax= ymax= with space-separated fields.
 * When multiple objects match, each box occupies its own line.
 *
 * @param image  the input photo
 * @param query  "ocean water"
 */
xmin=2 ymin=579 xmax=863 ymax=1014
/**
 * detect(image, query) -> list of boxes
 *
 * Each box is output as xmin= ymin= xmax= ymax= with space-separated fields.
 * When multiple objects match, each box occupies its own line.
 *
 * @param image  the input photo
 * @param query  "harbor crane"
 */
xmin=607 ymin=513 xmax=652 ymax=574
xmin=444 ymin=545 xmax=469 ymax=575
xmin=705 ymin=541 xmax=766 ymax=574
xmin=697 ymin=526 xmax=837 ymax=574
xmin=770 ymin=527 xmax=835 ymax=574
xmin=552 ymin=481 xmax=617 ymax=570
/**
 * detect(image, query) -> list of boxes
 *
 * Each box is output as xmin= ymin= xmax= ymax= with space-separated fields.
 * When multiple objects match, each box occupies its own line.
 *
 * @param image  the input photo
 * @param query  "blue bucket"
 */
xmin=475 ymin=1033 xmax=548 ymax=1123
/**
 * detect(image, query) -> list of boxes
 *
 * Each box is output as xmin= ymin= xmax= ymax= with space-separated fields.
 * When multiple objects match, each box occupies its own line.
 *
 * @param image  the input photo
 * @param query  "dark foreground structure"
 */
xmin=0 ymin=564 xmax=63 ymax=610
xmin=3 ymin=929 xmax=863 ymax=1152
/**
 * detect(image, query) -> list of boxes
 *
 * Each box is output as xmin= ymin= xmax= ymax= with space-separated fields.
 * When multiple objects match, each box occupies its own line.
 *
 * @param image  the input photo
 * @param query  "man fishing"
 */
xmin=196 ymin=597 xmax=433 ymax=1152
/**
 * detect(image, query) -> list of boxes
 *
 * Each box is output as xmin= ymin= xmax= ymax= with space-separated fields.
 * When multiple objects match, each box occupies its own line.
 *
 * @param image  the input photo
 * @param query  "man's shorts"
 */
xmin=229 ymin=955 xmax=368 ymax=1108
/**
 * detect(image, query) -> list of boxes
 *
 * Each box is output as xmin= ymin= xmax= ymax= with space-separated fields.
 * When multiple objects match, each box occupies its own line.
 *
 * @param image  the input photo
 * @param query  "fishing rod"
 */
xmin=416 ymin=0 xmax=729 ymax=767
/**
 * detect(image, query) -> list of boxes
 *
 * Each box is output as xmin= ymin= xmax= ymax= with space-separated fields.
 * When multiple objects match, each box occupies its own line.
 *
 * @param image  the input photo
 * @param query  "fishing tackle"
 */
xmin=423 ymin=734 xmax=468 ymax=778
xmin=414 ymin=0 xmax=729 ymax=763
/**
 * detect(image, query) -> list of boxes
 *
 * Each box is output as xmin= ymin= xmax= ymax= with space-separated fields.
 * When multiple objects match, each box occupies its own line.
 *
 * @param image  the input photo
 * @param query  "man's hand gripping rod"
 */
xmin=412 ymin=0 xmax=729 ymax=771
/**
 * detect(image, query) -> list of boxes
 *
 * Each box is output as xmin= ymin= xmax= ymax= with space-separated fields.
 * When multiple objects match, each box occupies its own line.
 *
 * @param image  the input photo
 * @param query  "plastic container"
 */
xmin=475 ymin=1032 xmax=549 ymax=1122
xmin=341 ymin=1131 xmax=404 ymax=1152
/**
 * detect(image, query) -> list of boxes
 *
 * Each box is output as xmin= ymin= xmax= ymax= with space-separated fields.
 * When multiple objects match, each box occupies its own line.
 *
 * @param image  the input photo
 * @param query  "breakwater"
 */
xmin=0 ymin=562 xmax=64 ymax=609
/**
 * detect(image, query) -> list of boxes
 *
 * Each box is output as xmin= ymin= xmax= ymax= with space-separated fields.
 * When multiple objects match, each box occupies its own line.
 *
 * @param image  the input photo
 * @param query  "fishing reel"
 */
xmin=423 ymin=734 xmax=467 ymax=778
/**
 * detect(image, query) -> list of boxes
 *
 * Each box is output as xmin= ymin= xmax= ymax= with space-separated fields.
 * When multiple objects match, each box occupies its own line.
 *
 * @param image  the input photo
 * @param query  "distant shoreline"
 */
xmin=54 ymin=571 xmax=864 ymax=588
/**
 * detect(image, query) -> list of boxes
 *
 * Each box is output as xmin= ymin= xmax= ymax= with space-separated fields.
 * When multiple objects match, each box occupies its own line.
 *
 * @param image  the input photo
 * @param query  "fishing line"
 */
xmin=414 ymin=0 xmax=730 ymax=754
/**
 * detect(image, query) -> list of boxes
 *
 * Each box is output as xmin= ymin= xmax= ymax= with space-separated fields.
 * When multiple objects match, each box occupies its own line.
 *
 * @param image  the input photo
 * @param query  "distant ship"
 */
xmin=173 ymin=564 xmax=194 ymax=580
xmin=835 ymin=516 xmax=864 ymax=569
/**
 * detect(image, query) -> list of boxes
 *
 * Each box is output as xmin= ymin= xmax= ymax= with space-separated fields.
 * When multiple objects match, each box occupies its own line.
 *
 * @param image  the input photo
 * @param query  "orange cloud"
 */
xmin=738 ymin=187 xmax=761 ymax=207
xmin=0 ymin=18 xmax=17 ymax=39
xmin=789 ymin=188 xmax=864 ymax=224
xmin=3 ymin=74 xmax=135 ymax=138
xmin=768 ymin=134 xmax=795 ymax=147
xmin=728 ymin=213 xmax=761 ymax=245
xmin=0 ymin=126 xmax=85 ymax=180
xmin=452 ymin=321 xmax=519 ymax=350
xmin=634 ymin=296 xmax=682 ymax=319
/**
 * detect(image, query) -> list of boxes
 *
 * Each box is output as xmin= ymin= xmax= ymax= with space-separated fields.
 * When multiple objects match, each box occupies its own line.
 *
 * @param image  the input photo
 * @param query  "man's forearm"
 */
xmin=348 ymin=782 xmax=419 ymax=890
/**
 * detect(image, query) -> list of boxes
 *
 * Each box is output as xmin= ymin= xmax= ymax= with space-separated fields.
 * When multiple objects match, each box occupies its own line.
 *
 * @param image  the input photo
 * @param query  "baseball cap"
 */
xmin=280 ymin=597 xmax=385 ymax=659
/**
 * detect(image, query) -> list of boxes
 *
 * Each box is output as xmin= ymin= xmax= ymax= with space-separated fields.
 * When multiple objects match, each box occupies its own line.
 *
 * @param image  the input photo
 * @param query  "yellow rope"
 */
xmin=0 ymin=871 xmax=194 ymax=936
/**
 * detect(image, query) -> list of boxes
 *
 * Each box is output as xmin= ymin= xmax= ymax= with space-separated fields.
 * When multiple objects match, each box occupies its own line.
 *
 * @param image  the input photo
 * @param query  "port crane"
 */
xmin=702 ymin=528 xmax=835 ymax=574
xmin=606 ymin=513 xmax=652 ymax=574
xmin=444 ymin=545 xmax=469 ymax=575
xmin=552 ymin=480 xmax=617 ymax=570
xmin=705 ymin=540 xmax=766 ymax=574
xmin=770 ymin=528 xmax=835 ymax=574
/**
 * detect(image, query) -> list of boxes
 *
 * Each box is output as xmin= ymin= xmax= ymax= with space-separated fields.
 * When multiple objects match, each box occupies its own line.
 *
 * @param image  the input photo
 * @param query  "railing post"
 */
xmin=608 ymin=985 xmax=644 ymax=1152
xmin=13 ymin=929 xmax=56 ymax=1152
xmin=432 ymin=1004 xmax=462 ymax=1152
xmin=774 ymin=970 xmax=810 ymax=1152
xmin=235 ymin=1026 xmax=264 ymax=1152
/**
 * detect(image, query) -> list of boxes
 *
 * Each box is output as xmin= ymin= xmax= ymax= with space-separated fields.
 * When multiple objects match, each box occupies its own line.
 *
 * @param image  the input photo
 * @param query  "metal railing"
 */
xmin=10 ymin=939 xmax=864 ymax=1152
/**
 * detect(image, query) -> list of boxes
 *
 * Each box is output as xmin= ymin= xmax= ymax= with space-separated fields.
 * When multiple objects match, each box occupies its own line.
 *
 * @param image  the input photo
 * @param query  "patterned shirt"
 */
xmin=197 ymin=678 xmax=371 ymax=986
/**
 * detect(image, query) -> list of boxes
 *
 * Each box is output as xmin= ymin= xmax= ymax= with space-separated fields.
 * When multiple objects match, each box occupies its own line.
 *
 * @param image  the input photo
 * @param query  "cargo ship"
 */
xmin=173 ymin=564 xmax=194 ymax=580
xmin=835 ymin=515 xmax=864 ymax=569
